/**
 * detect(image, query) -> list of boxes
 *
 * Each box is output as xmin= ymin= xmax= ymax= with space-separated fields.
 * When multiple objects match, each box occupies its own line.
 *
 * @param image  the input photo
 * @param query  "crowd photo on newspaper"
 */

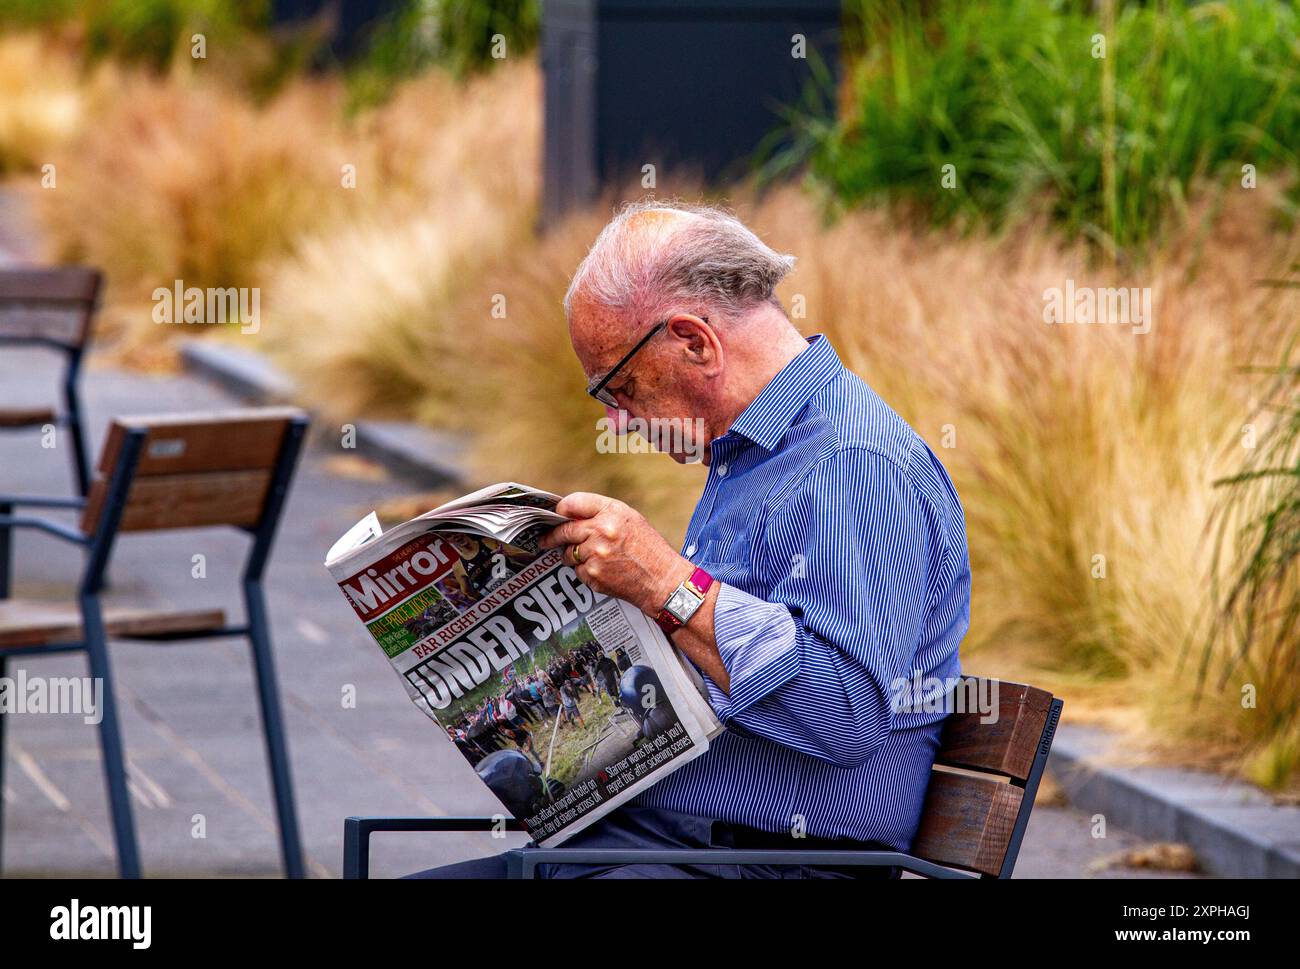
xmin=325 ymin=484 xmax=721 ymax=844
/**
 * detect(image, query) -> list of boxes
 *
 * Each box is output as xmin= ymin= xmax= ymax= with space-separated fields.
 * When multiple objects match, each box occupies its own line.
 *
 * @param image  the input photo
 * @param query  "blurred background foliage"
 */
xmin=1207 ymin=264 xmax=1300 ymax=789
xmin=0 ymin=0 xmax=1297 ymax=787
xmin=0 ymin=0 xmax=540 ymax=100
xmin=785 ymin=0 xmax=1300 ymax=258
xmin=0 ymin=0 xmax=270 ymax=69
xmin=345 ymin=0 xmax=539 ymax=107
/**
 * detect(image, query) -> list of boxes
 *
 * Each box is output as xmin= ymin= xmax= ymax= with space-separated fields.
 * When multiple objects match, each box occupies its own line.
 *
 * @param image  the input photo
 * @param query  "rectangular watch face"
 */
xmin=666 ymin=586 xmax=701 ymax=622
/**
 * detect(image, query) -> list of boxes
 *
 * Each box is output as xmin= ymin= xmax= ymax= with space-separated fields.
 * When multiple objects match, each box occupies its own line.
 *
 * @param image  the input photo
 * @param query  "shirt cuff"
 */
xmin=707 ymin=583 xmax=801 ymax=720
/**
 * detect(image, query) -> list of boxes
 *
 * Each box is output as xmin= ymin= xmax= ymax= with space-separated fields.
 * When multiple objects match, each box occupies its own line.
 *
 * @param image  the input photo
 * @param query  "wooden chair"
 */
xmin=0 ymin=408 xmax=310 ymax=878
xmin=342 ymin=676 xmax=1062 ymax=878
xmin=0 ymin=267 xmax=102 ymax=496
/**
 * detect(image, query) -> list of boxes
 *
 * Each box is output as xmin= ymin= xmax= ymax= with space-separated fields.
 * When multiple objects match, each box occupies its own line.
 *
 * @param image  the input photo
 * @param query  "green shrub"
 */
xmin=430 ymin=0 xmax=538 ymax=76
xmin=790 ymin=0 xmax=1300 ymax=256
xmin=85 ymin=0 xmax=267 ymax=69
xmin=1207 ymin=266 xmax=1300 ymax=787
xmin=0 ymin=0 xmax=81 ymax=28
xmin=347 ymin=0 xmax=539 ymax=107
xmin=0 ymin=0 xmax=270 ymax=71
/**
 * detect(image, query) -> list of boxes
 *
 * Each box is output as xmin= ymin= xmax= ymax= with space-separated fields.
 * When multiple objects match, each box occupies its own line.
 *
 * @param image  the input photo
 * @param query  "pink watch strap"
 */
xmin=655 ymin=566 xmax=714 ymax=635
xmin=685 ymin=566 xmax=714 ymax=597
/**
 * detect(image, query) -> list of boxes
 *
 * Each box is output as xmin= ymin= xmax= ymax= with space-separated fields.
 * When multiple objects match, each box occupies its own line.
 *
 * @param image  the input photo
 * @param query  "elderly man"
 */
xmin=411 ymin=201 xmax=969 ymax=879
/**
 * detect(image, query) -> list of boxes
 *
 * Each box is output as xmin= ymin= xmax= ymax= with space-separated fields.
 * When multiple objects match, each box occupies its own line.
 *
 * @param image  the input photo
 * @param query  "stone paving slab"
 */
xmin=1051 ymin=725 xmax=1300 ymax=877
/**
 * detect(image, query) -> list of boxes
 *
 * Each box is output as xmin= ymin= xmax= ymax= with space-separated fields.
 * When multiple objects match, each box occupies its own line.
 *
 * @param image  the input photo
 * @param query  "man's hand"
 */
xmin=538 ymin=493 xmax=691 ymax=616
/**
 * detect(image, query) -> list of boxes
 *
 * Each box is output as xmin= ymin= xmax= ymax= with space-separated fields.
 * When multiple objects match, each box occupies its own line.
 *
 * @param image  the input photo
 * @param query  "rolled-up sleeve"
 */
xmin=703 ymin=447 xmax=942 ymax=768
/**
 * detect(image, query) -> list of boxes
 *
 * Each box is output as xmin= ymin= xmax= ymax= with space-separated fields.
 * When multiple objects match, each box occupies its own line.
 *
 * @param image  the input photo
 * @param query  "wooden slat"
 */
xmin=912 ymin=771 xmax=1024 ymax=877
xmin=81 ymin=409 xmax=305 ymax=534
xmin=96 ymin=470 xmax=274 ymax=533
xmin=0 ymin=266 xmax=101 ymax=303
xmin=0 ymin=406 xmax=56 ymax=427
xmin=0 ymin=599 xmax=226 ymax=649
xmin=95 ymin=408 xmax=301 ymax=475
xmin=0 ymin=267 xmax=100 ymax=347
xmin=934 ymin=677 xmax=1054 ymax=781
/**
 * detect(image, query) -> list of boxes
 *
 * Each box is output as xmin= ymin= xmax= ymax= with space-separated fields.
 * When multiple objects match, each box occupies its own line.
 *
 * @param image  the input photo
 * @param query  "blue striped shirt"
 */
xmin=634 ymin=334 xmax=970 ymax=850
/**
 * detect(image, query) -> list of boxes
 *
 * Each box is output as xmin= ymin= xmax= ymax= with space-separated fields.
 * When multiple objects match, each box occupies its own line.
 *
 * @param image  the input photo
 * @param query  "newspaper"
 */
xmin=325 ymin=482 xmax=722 ymax=845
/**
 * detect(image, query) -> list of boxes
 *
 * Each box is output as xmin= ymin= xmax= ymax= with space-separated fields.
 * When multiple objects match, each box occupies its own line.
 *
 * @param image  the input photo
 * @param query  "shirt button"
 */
xmin=717 ymin=463 xmax=729 ymax=477
xmin=685 ymin=544 xmax=697 ymax=557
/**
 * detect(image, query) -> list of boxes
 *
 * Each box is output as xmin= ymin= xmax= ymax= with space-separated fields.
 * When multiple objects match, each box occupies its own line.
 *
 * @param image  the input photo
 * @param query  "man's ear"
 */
xmin=668 ymin=314 xmax=723 ymax=374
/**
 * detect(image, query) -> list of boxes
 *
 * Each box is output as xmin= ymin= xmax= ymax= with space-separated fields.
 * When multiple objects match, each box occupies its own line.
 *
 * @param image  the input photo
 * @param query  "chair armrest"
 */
xmin=343 ymin=816 xmax=528 ymax=879
xmin=0 ymin=513 xmax=89 ymax=545
xmin=0 ymin=495 xmax=86 ymax=509
xmin=340 ymin=819 xmax=976 ymax=880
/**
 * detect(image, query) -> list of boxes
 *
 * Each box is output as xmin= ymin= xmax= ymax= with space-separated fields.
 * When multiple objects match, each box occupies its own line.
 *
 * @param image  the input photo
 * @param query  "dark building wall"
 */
xmin=544 ymin=0 xmax=841 ymax=222
xmin=271 ymin=0 xmax=403 ymax=58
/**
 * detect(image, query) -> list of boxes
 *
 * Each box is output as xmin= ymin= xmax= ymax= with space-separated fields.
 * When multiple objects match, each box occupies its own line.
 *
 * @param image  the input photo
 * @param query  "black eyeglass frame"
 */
xmin=586 ymin=317 xmax=707 ymax=407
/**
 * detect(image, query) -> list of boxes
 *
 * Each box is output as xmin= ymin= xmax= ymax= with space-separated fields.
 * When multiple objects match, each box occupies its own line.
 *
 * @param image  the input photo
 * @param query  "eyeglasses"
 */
xmin=586 ymin=317 xmax=709 ymax=407
xmin=585 ymin=320 xmax=665 ymax=407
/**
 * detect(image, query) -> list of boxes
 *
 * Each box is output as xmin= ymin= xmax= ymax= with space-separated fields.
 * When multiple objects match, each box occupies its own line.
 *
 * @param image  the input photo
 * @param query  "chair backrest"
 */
xmin=0 ymin=266 xmax=102 ymax=348
xmin=910 ymin=677 xmax=1062 ymax=878
xmin=80 ymin=408 xmax=309 ymax=536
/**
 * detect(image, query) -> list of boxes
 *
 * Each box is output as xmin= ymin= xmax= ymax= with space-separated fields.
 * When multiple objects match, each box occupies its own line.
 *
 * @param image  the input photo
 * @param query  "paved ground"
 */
xmin=0 ymin=344 xmax=1204 ymax=878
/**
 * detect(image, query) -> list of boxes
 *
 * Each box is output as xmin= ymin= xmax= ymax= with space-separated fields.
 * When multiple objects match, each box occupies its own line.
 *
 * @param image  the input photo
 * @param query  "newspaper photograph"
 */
xmin=325 ymin=483 xmax=720 ymax=845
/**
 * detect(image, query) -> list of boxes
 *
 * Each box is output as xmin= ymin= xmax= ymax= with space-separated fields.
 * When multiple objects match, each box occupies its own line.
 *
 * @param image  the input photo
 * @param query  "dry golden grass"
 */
xmin=256 ymin=61 xmax=541 ymax=422
xmin=29 ymin=49 xmax=541 ymax=369
xmin=0 ymin=32 xmax=96 ymax=173
xmin=354 ymin=59 xmax=541 ymax=212
xmin=38 ymin=70 xmax=349 ymax=310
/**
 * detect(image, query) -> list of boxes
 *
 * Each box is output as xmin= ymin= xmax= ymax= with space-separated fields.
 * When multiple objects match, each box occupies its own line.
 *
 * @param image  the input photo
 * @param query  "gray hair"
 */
xmin=563 ymin=200 xmax=796 ymax=323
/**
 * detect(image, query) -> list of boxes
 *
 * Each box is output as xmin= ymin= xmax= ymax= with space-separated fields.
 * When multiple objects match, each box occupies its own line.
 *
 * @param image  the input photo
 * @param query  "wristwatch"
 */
xmin=654 ymin=566 xmax=714 ymax=636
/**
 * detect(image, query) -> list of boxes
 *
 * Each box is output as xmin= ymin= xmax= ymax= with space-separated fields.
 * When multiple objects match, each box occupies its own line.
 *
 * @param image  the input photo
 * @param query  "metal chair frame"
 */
xmin=343 ymin=695 xmax=1063 ymax=879
xmin=0 ymin=415 xmax=310 ymax=878
xmin=0 ymin=267 xmax=102 ymax=497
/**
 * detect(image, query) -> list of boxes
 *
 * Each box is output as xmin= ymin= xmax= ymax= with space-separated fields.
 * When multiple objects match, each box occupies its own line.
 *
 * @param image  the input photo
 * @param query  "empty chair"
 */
xmin=0 ymin=266 xmax=102 ymax=497
xmin=0 ymin=408 xmax=311 ymax=877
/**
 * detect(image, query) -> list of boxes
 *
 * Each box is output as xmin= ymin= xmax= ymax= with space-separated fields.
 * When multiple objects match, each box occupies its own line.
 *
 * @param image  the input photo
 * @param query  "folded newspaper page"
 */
xmin=325 ymin=482 xmax=722 ymax=845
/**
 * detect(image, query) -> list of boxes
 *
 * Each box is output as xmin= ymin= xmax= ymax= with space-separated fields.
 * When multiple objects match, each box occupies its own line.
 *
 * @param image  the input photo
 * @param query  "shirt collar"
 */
xmin=724 ymin=334 xmax=843 ymax=452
